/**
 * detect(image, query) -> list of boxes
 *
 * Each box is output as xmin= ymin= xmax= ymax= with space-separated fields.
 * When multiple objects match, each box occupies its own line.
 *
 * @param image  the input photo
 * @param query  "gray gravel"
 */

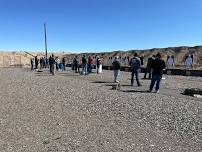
xmin=0 ymin=68 xmax=201 ymax=152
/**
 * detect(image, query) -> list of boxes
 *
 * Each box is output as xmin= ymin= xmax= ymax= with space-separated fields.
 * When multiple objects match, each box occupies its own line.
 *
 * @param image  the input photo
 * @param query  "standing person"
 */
xmin=112 ymin=56 xmax=121 ymax=83
xmin=167 ymin=55 xmax=174 ymax=69
xmin=55 ymin=57 xmax=60 ymax=71
xmin=31 ymin=58 xmax=34 ymax=71
xmin=82 ymin=55 xmax=87 ymax=75
xmin=73 ymin=56 xmax=79 ymax=73
xmin=88 ymin=56 xmax=93 ymax=73
xmin=185 ymin=54 xmax=193 ymax=69
xmin=49 ymin=54 xmax=56 ymax=75
xmin=148 ymin=53 xmax=166 ymax=93
xmin=62 ymin=57 xmax=66 ymax=71
xmin=35 ymin=56 xmax=39 ymax=70
xmin=40 ymin=57 xmax=43 ymax=70
xmin=42 ymin=57 xmax=46 ymax=68
xmin=45 ymin=57 xmax=49 ymax=68
xmin=96 ymin=56 xmax=102 ymax=74
xmin=144 ymin=55 xmax=155 ymax=79
xmin=129 ymin=53 xmax=141 ymax=86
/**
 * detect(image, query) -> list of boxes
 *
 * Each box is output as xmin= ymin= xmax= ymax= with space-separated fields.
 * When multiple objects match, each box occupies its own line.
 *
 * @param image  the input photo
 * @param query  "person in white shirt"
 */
xmin=185 ymin=54 xmax=193 ymax=68
xmin=167 ymin=55 xmax=174 ymax=68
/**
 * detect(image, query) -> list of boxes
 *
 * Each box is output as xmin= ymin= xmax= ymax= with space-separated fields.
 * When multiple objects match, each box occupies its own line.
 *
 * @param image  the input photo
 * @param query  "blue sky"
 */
xmin=0 ymin=0 xmax=202 ymax=53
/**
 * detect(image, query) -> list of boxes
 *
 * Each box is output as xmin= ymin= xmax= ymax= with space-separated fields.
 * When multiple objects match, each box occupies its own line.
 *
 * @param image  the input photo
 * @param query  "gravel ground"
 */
xmin=0 ymin=68 xmax=201 ymax=152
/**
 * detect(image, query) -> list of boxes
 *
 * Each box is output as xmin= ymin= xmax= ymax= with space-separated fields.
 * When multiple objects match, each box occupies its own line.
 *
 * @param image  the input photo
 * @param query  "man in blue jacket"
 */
xmin=130 ymin=53 xmax=141 ymax=86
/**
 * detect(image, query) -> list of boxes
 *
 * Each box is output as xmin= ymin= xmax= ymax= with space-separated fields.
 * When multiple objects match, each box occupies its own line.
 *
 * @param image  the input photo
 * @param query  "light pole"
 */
xmin=44 ymin=23 xmax=48 ymax=59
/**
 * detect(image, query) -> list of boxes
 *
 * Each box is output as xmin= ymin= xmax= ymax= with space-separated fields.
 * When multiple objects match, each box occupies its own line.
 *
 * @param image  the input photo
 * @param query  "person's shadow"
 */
xmin=121 ymin=90 xmax=149 ymax=93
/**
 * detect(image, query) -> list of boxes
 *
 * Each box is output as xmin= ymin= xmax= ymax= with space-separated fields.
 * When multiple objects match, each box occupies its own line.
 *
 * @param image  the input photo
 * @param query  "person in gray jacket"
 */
xmin=129 ymin=53 xmax=141 ymax=86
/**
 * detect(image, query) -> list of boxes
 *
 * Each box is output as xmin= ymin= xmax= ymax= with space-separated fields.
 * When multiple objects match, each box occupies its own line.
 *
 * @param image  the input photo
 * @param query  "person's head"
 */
xmin=134 ymin=53 xmax=138 ymax=57
xmin=83 ymin=55 xmax=85 ymax=57
xmin=156 ymin=53 xmax=161 ymax=58
xmin=115 ymin=56 xmax=119 ymax=60
xmin=52 ymin=54 xmax=54 ymax=57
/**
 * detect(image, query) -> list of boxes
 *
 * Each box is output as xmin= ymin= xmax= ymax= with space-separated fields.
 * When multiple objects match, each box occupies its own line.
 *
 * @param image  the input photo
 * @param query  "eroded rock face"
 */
xmin=183 ymin=88 xmax=202 ymax=96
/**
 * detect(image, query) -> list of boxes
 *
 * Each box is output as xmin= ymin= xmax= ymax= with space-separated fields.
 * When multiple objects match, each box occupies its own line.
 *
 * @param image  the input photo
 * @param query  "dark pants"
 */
xmin=97 ymin=64 xmax=100 ymax=74
xmin=131 ymin=69 xmax=141 ymax=86
xmin=88 ymin=64 xmax=92 ymax=73
xmin=63 ymin=63 xmax=66 ymax=70
xmin=50 ymin=64 xmax=55 ymax=75
xmin=74 ymin=64 xmax=78 ymax=73
xmin=144 ymin=68 xmax=152 ymax=79
xmin=149 ymin=74 xmax=162 ymax=91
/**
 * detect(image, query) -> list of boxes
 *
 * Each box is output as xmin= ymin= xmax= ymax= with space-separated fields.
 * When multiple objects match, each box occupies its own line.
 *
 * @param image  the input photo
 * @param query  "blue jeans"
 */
xmin=149 ymin=74 xmax=162 ymax=91
xmin=114 ymin=70 xmax=120 ymax=82
xmin=82 ymin=64 xmax=87 ymax=75
xmin=131 ymin=69 xmax=141 ymax=86
xmin=88 ymin=64 xmax=92 ymax=73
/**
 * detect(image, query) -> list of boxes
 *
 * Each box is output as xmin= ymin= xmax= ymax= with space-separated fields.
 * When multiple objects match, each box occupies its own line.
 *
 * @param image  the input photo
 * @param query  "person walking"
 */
xmin=148 ymin=53 xmax=166 ymax=93
xmin=129 ymin=53 xmax=141 ymax=86
xmin=112 ymin=56 xmax=121 ymax=83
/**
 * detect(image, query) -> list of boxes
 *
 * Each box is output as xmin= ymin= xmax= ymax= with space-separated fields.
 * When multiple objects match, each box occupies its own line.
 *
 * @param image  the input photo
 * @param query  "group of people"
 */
xmin=31 ymin=56 xmax=48 ymax=70
xmin=31 ymin=54 xmax=67 ymax=75
xmin=31 ymin=52 xmax=195 ymax=93
xmin=112 ymin=52 xmax=166 ymax=93
xmin=72 ymin=55 xmax=103 ymax=75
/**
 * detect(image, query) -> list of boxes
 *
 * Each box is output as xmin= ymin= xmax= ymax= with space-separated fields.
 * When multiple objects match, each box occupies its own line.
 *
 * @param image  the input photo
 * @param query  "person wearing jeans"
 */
xmin=149 ymin=75 xmax=162 ymax=92
xmin=130 ymin=53 xmax=141 ymax=86
xmin=131 ymin=68 xmax=141 ymax=86
xmin=148 ymin=53 xmax=166 ymax=93
xmin=112 ymin=56 xmax=121 ymax=83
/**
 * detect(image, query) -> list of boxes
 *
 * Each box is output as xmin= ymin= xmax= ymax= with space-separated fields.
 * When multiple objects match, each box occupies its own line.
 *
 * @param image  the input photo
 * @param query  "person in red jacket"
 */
xmin=88 ymin=56 xmax=93 ymax=73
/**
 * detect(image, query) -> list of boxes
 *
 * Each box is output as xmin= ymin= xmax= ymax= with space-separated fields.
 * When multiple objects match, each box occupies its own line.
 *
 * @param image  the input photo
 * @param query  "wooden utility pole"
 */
xmin=44 ymin=23 xmax=48 ymax=59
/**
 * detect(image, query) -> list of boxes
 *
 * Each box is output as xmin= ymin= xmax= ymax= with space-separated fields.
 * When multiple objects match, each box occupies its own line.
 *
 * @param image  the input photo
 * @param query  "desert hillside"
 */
xmin=63 ymin=46 xmax=202 ymax=66
xmin=0 ymin=46 xmax=201 ymax=68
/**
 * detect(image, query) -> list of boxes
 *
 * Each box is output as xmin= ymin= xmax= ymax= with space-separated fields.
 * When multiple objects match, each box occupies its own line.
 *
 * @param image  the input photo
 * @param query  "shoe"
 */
xmin=154 ymin=90 xmax=159 ymax=93
xmin=147 ymin=90 xmax=152 ymax=92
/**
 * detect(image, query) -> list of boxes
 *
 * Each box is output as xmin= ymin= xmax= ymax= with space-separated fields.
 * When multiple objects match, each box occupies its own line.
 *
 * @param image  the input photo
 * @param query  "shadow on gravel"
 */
xmin=121 ymin=84 xmax=133 ymax=87
xmin=58 ymin=73 xmax=80 ymax=77
xmin=35 ymin=73 xmax=52 ymax=76
xmin=121 ymin=90 xmax=148 ymax=93
xmin=92 ymin=81 xmax=112 ymax=84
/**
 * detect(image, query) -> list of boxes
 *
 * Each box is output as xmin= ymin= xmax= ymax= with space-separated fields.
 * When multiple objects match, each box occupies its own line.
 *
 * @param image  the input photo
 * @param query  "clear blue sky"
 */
xmin=0 ymin=0 xmax=202 ymax=53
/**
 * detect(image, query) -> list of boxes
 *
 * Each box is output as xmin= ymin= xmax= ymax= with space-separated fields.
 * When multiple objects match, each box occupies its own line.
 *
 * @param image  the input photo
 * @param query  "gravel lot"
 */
xmin=0 ymin=68 xmax=201 ymax=152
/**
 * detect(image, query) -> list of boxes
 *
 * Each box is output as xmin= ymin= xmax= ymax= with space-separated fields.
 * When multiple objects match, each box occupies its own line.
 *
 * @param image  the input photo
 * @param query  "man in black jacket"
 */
xmin=148 ymin=53 xmax=166 ymax=93
xmin=129 ymin=53 xmax=141 ymax=86
xmin=112 ymin=56 xmax=121 ymax=83
xmin=49 ymin=54 xmax=56 ymax=75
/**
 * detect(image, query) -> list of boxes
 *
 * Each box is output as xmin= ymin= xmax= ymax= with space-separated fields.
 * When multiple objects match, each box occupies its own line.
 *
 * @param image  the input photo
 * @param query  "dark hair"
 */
xmin=134 ymin=53 xmax=138 ymax=57
xmin=156 ymin=53 xmax=161 ymax=57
